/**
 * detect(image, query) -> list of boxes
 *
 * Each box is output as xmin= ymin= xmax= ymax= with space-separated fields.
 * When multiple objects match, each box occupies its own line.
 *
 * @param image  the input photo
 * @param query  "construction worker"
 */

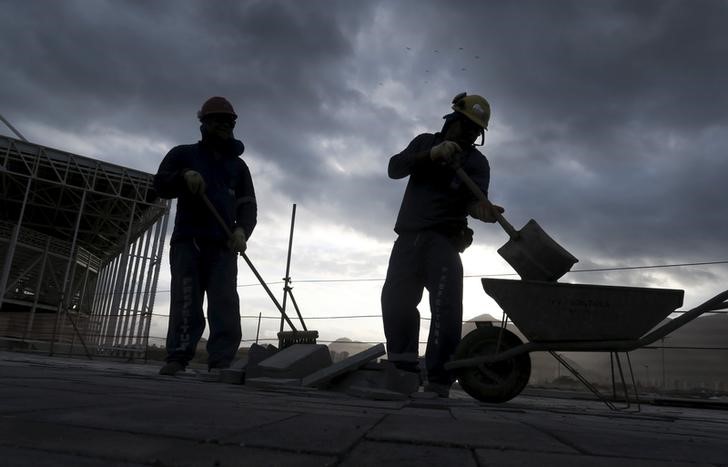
xmin=153 ymin=96 xmax=256 ymax=376
xmin=381 ymin=92 xmax=503 ymax=397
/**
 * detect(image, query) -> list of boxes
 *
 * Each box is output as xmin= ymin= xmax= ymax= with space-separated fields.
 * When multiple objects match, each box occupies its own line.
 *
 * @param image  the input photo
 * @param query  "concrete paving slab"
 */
xmin=474 ymin=448 xmax=714 ymax=467
xmin=347 ymin=385 xmax=409 ymax=401
xmin=245 ymin=376 xmax=302 ymax=388
xmin=25 ymin=399 xmax=300 ymax=440
xmin=0 ymin=418 xmax=338 ymax=467
xmin=0 ymin=446 xmax=147 ymax=467
xmin=219 ymin=368 xmax=244 ymax=384
xmin=2 ymin=351 xmax=728 ymax=466
xmin=0 ymin=418 xmax=189 ymax=460
xmin=220 ymin=412 xmax=383 ymax=455
xmin=151 ymin=443 xmax=338 ymax=467
xmin=530 ymin=422 xmax=728 ymax=464
xmin=256 ymin=343 xmax=331 ymax=378
xmin=398 ymin=407 xmax=455 ymax=419
xmin=302 ymin=343 xmax=385 ymax=388
xmin=367 ymin=413 xmax=577 ymax=453
xmin=339 ymin=440 xmax=477 ymax=467
xmin=0 ymin=387 xmax=137 ymax=415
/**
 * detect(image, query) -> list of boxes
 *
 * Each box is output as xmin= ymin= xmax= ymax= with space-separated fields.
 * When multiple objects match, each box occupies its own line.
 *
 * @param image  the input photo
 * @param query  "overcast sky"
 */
xmin=2 ymin=0 xmax=727 ymax=347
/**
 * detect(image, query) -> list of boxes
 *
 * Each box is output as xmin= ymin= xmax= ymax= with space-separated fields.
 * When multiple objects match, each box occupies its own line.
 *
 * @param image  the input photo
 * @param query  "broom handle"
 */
xmin=199 ymin=192 xmax=299 ymax=332
xmin=454 ymin=167 xmax=520 ymax=239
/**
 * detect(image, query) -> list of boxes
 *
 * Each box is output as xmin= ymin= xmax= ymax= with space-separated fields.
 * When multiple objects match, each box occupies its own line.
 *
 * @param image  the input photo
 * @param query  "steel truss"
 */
xmin=0 ymin=135 xmax=169 ymax=359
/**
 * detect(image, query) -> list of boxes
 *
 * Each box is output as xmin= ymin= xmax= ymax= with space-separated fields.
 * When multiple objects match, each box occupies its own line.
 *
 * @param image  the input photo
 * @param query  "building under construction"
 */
xmin=0 ymin=134 xmax=170 ymax=359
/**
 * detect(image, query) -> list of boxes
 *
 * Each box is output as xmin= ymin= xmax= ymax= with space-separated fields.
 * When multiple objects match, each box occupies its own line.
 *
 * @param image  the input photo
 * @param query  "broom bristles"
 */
xmin=277 ymin=330 xmax=319 ymax=348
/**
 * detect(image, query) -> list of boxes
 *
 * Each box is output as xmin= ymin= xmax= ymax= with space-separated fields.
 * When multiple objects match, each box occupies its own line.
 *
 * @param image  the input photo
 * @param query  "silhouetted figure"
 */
xmin=381 ymin=92 xmax=503 ymax=397
xmin=154 ymin=97 xmax=256 ymax=377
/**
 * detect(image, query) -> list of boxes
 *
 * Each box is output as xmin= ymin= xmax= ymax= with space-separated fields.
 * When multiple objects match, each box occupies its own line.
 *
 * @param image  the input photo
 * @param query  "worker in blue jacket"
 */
xmin=154 ymin=96 xmax=256 ymax=376
xmin=382 ymin=92 xmax=503 ymax=397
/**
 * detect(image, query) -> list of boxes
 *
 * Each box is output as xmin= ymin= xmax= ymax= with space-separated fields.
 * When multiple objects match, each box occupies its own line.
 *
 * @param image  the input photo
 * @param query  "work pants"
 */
xmin=381 ymin=231 xmax=464 ymax=385
xmin=165 ymin=238 xmax=241 ymax=369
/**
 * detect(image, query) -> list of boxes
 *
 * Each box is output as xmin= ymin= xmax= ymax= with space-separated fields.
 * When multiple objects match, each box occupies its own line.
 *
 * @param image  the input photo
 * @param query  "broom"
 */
xmin=199 ymin=193 xmax=318 ymax=347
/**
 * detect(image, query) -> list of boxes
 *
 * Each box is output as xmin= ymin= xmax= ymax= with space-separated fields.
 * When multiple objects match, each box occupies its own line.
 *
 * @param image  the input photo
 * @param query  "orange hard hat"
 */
xmin=197 ymin=96 xmax=237 ymax=120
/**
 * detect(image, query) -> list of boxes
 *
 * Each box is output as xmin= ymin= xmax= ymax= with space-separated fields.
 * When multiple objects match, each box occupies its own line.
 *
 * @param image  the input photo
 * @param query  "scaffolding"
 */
xmin=0 ymin=135 xmax=170 ymax=359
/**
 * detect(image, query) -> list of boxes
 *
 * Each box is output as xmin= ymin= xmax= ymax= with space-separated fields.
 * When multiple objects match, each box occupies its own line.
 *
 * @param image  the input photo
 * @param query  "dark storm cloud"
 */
xmin=0 ymin=1 xmax=373 ymax=160
xmin=1 ymin=0 xmax=726 ymax=280
xmin=376 ymin=0 xmax=728 ymax=265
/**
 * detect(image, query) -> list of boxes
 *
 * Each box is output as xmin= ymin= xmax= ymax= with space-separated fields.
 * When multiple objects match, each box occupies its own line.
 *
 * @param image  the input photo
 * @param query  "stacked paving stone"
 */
xmin=210 ymin=342 xmax=421 ymax=400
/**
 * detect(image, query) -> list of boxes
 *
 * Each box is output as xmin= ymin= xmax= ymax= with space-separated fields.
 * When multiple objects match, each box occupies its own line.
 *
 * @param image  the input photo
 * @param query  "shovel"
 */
xmin=454 ymin=167 xmax=578 ymax=281
xmin=199 ymin=192 xmax=318 ymax=347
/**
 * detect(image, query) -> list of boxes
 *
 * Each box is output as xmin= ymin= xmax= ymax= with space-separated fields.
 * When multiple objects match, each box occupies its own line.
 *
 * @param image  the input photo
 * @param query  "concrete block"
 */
xmin=245 ymin=343 xmax=279 ymax=379
xmin=302 ymin=343 xmax=385 ymax=388
xmin=255 ymin=344 xmax=332 ymax=379
xmin=331 ymin=362 xmax=420 ymax=396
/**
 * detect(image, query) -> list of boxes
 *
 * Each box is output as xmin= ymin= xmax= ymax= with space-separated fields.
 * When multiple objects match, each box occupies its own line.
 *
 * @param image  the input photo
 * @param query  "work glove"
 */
xmin=183 ymin=170 xmax=206 ymax=194
xmin=228 ymin=227 xmax=247 ymax=253
xmin=469 ymin=201 xmax=504 ymax=223
xmin=429 ymin=141 xmax=462 ymax=164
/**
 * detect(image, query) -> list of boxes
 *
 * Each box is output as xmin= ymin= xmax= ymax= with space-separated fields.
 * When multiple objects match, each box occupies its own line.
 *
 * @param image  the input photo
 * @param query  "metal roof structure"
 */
xmin=0 ymin=135 xmax=170 ymax=358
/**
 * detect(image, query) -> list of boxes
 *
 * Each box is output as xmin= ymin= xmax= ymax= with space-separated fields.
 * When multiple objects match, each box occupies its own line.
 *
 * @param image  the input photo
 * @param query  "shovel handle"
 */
xmin=454 ymin=167 xmax=520 ymax=239
xmin=199 ymin=192 xmax=299 ymax=332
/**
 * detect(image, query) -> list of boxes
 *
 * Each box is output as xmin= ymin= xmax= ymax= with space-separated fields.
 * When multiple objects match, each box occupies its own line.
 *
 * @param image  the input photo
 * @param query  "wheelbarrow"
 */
xmin=445 ymin=278 xmax=728 ymax=408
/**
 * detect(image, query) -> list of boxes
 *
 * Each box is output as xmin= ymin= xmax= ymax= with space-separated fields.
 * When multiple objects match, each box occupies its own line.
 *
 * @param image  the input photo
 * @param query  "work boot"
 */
xmin=159 ymin=361 xmax=186 ymax=376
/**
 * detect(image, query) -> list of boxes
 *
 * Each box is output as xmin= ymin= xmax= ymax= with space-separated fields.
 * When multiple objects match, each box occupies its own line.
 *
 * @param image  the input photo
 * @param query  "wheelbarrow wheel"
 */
xmin=454 ymin=326 xmax=531 ymax=403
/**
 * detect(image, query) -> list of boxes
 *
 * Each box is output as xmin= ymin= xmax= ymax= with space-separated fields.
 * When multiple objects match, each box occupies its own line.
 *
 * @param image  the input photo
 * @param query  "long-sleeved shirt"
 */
xmin=153 ymin=139 xmax=257 ymax=244
xmin=389 ymin=132 xmax=490 ymax=235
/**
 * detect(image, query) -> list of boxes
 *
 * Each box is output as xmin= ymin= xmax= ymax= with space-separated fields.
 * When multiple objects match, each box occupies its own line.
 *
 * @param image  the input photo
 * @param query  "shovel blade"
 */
xmin=497 ymin=219 xmax=578 ymax=282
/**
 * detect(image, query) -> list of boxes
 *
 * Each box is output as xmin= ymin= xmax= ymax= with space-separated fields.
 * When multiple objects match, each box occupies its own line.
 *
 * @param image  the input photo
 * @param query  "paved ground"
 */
xmin=1 ymin=351 xmax=727 ymax=466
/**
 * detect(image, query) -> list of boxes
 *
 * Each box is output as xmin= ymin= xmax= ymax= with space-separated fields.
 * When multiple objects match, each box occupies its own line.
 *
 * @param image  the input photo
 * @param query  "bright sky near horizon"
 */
xmin=2 ymin=0 xmax=727 ymax=350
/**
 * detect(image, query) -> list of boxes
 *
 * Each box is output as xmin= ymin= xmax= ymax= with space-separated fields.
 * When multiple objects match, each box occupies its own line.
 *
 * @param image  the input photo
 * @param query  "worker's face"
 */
xmin=445 ymin=117 xmax=482 ymax=147
xmin=201 ymin=114 xmax=236 ymax=141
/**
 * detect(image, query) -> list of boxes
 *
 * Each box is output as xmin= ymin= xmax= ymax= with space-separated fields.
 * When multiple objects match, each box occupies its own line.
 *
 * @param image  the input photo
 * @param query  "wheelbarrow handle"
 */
xmin=199 ymin=192 xmax=299 ymax=332
xmin=454 ymin=167 xmax=520 ymax=239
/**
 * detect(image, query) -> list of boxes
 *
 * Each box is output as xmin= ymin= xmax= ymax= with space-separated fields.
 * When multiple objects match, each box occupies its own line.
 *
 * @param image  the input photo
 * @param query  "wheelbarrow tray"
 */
xmin=482 ymin=278 xmax=684 ymax=342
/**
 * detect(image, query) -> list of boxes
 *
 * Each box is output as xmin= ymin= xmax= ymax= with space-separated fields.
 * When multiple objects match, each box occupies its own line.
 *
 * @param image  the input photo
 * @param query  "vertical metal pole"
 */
xmin=129 ymin=228 xmax=153 ymax=352
xmin=141 ymin=205 xmax=170 ymax=356
xmin=24 ymin=237 xmax=51 ymax=342
xmin=92 ymin=257 xmax=113 ymax=347
xmin=279 ymin=204 xmax=296 ymax=334
xmin=255 ymin=312 xmax=261 ymax=344
xmin=107 ymin=202 xmax=137 ymax=355
xmin=0 ymin=177 xmax=32 ymax=308
xmin=121 ymin=232 xmax=145 ymax=353
xmin=50 ymin=189 xmax=87 ymax=356
xmin=98 ymin=256 xmax=119 ymax=350
xmin=101 ymin=255 xmax=122 ymax=349
xmin=70 ymin=253 xmax=93 ymax=356
xmin=661 ymin=337 xmax=666 ymax=391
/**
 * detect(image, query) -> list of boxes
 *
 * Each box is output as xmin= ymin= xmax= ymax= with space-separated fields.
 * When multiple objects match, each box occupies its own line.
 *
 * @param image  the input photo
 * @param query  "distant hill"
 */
xmin=329 ymin=338 xmax=379 ymax=362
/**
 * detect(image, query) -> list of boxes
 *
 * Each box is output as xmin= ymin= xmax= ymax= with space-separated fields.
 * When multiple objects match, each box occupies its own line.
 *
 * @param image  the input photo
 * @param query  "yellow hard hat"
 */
xmin=451 ymin=92 xmax=490 ymax=130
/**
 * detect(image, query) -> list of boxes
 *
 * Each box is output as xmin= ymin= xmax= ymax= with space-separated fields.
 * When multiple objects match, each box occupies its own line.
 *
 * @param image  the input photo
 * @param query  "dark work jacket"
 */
xmin=389 ymin=133 xmax=490 ymax=235
xmin=153 ymin=139 xmax=257 ymax=244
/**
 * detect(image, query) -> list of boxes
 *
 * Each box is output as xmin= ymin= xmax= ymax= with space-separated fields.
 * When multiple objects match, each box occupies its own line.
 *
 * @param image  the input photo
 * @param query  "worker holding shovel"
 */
xmin=153 ymin=96 xmax=257 ymax=377
xmin=381 ymin=92 xmax=502 ymax=397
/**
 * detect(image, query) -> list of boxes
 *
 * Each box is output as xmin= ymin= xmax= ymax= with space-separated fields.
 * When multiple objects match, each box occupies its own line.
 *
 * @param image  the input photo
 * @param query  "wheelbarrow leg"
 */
xmin=610 ymin=352 xmax=641 ymax=412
